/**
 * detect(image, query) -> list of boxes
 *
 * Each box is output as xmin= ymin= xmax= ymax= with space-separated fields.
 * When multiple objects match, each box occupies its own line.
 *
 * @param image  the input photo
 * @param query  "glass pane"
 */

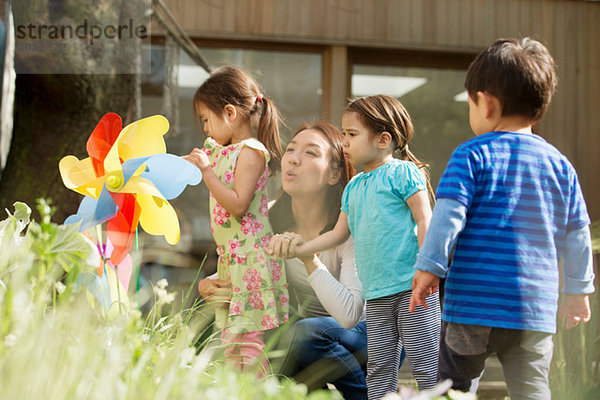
xmin=352 ymin=65 xmax=472 ymax=188
xmin=139 ymin=45 xmax=322 ymax=294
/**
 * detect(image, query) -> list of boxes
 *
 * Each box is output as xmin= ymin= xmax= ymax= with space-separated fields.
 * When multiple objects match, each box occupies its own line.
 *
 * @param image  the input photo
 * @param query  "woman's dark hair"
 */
xmin=270 ymin=121 xmax=355 ymax=234
xmin=193 ymin=64 xmax=282 ymax=175
xmin=345 ymin=95 xmax=435 ymax=204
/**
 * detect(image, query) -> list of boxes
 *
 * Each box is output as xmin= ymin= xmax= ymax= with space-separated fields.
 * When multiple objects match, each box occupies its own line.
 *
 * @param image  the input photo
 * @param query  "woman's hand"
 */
xmin=268 ymin=232 xmax=305 ymax=259
xmin=197 ymin=277 xmax=232 ymax=302
xmin=183 ymin=148 xmax=211 ymax=171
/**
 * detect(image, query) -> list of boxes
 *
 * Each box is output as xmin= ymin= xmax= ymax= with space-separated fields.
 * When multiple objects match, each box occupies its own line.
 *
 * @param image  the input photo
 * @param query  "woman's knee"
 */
xmin=292 ymin=318 xmax=328 ymax=340
xmin=278 ymin=318 xmax=326 ymax=374
xmin=287 ymin=318 xmax=339 ymax=359
xmin=285 ymin=318 xmax=328 ymax=356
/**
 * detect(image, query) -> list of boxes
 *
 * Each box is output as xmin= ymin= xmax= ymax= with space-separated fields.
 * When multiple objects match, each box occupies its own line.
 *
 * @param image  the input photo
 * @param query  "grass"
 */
xmin=0 ymin=201 xmax=337 ymax=400
xmin=548 ymin=220 xmax=600 ymax=399
xmin=1 ymin=200 xmax=597 ymax=399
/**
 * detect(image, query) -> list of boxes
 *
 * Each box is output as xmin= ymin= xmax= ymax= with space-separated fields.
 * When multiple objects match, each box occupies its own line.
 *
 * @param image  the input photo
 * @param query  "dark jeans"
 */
xmin=279 ymin=317 xmax=368 ymax=400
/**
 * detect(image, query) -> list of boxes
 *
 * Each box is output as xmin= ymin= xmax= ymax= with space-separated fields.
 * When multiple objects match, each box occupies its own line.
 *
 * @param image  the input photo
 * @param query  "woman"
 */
xmin=269 ymin=121 xmax=365 ymax=399
xmin=198 ymin=121 xmax=367 ymax=399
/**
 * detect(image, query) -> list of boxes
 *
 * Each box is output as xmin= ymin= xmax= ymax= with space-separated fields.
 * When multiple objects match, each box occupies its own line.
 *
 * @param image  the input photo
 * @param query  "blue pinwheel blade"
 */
xmin=64 ymin=187 xmax=117 ymax=231
xmin=78 ymin=270 xmax=111 ymax=310
xmin=137 ymin=153 xmax=202 ymax=199
xmin=121 ymin=156 xmax=152 ymax=183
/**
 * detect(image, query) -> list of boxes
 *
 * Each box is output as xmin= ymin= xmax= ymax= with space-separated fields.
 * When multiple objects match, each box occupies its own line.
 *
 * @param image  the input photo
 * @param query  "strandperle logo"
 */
xmin=16 ymin=19 xmax=148 ymax=45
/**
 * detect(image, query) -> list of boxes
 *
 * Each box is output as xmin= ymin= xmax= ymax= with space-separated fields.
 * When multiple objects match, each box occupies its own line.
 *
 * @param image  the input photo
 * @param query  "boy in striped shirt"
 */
xmin=409 ymin=37 xmax=594 ymax=400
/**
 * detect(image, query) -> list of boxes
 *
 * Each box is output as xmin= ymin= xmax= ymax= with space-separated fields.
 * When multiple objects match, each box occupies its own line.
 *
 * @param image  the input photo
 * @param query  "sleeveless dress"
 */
xmin=204 ymin=137 xmax=289 ymax=334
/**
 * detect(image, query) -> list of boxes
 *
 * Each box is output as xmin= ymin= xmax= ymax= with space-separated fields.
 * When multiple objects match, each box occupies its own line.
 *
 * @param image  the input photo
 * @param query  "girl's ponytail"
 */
xmin=401 ymin=146 xmax=435 ymax=205
xmin=346 ymin=95 xmax=435 ymax=205
xmin=256 ymin=96 xmax=282 ymax=176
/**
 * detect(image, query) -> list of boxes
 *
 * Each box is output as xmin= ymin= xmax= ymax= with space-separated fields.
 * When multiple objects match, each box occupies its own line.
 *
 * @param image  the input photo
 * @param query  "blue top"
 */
xmin=427 ymin=131 xmax=591 ymax=333
xmin=341 ymin=159 xmax=427 ymax=300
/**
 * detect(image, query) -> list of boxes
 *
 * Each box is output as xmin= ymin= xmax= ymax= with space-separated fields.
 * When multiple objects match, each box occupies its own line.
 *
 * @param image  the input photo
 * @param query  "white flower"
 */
xmin=178 ymin=347 xmax=196 ymax=369
xmin=164 ymin=292 xmax=175 ymax=304
xmin=153 ymin=280 xmax=175 ymax=305
xmin=4 ymin=333 xmax=17 ymax=347
xmin=153 ymin=286 xmax=166 ymax=299
xmin=54 ymin=281 xmax=66 ymax=294
xmin=156 ymin=278 xmax=168 ymax=289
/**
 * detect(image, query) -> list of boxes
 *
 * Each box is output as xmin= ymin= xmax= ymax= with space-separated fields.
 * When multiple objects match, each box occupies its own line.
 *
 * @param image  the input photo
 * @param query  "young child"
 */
xmin=185 ymin=65 xmax=289 ymax=376
xmin=410 ymin=37 xmax=594 ymax=399
xmin=271 ymin=95 xmax=441 ymax=399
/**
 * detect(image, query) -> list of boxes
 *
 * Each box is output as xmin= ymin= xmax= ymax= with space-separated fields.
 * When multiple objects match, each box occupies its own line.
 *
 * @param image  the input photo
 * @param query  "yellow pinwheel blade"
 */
xmin=137 ymin=193 xmax=180 ymax=244
xmin=103 ymin=115 xmax=169 ymax=192
xmin=59 ymin=155 xmax=104 ymax=199
xmin=118 ymin=115 xmax=169 ymax=161
xmin=120 ymin=176 xmax=163 ymax=198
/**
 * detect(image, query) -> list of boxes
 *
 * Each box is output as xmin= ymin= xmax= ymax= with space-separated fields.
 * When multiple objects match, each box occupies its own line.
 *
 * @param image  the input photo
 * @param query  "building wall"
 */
xmin=163 ymin=0 xmax=600 ymax=220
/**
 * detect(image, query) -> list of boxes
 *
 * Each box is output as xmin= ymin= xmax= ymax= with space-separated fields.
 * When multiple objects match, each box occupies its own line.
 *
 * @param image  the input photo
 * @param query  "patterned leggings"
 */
xmin=221 ymin=331 xmax=269 ymax=378
xmin=365 ymin=290 xmax=441 ymax=400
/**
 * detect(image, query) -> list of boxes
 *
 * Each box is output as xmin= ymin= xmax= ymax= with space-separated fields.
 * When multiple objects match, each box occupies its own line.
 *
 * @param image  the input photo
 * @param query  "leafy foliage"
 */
xmin=549 ymin=219 xmax=600 ymax=399
xmin=591 ymin=220 xmax=600 ymax=254
xmin=2 ymin=201 xmax=596 ymax=399
xmin=0 ymin=200 xmax=336 ymax=400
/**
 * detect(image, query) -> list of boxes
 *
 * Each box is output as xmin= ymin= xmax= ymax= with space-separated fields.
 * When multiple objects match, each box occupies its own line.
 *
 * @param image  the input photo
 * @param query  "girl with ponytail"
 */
xmin=184 ymin=65 xmax=288 ymax=377
xmin=269 ymin=94 xmax=440 ymax=398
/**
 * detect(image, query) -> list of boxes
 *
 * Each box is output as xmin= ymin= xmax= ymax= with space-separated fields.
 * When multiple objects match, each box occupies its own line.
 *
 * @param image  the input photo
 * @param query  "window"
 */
xmin=140 ymin=43 xmax=323 ymax=279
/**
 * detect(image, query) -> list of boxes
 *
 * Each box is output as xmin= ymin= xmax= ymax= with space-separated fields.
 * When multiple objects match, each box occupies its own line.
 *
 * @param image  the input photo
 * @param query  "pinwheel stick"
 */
xmin=135 ymin=227 xmax=141 ymax=306
xmin=95 ymin=224 xmax=124 ymax=314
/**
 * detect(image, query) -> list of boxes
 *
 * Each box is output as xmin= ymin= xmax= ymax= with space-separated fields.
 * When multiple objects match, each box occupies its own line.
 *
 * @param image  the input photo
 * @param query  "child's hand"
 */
xmin=559 ymin=294 xmax=591 ymax=329
xmin=409 ymin=270 xmax=440 ymax=312
xmin=183 ymin=148 xmax=211 ymax=171
xmin=197 ymin=277 xmax=231 ymax=302
xmin=268 ymin=232 xmax=305 ymax=259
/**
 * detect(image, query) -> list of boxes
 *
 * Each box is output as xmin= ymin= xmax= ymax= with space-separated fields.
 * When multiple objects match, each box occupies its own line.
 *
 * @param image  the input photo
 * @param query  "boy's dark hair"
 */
xmin=465 ymin=37 xmax=557 ymax=122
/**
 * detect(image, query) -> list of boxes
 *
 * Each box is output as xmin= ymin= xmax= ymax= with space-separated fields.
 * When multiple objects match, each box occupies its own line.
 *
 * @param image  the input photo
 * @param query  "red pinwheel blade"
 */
xmin=106 ymin=193 xmax=140 ymax=266
xmin=86 ymin=113 xmax=123 ymax=177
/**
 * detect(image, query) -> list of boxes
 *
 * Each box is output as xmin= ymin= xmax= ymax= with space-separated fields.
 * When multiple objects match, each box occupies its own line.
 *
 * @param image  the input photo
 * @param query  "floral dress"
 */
xmin=204 ymin=137 xmax=289 ymax=334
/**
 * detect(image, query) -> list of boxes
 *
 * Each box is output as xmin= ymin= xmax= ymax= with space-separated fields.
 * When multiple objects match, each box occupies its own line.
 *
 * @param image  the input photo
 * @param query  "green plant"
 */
xmin=591 ymin=220 xmax=600 ymax=254
xmin=550 ymin=220 xmax=600 ymax=399
xmin=0 ymin=201 xmax=337 ymax=400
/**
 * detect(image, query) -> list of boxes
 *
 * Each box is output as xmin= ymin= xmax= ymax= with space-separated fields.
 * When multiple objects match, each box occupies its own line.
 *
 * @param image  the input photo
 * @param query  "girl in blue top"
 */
xmin=270 ymin=95 xmax=440 ymax=399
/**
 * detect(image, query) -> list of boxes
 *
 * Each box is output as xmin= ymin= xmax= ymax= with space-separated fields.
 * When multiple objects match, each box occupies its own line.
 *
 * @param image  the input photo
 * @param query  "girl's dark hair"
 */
xmin=345 ymin=95 xmax=435 ymax=204
xmin=270 ymin=121 xmax=356 ymax=234
xmin=193 ymin=65 xmax=282 ymax=175
xmin=465 ymin=37 xmax=557 ymax=122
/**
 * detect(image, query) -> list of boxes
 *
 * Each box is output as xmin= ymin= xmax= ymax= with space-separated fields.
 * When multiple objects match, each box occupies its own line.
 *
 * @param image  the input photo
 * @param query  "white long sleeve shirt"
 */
xmin=285 ymin=237 xmax=365 ymax=329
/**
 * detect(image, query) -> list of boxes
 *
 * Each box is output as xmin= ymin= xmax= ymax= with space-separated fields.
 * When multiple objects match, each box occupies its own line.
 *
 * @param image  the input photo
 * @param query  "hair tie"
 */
xmin=400 ymin=144 xmax=408 ymax=153
xmin=256 ymin=93 xmax=264 ymax=103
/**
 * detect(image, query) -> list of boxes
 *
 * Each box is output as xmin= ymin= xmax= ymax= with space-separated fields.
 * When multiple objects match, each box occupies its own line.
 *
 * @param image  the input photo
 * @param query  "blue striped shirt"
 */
xmin=435 ymin=131 xmax=590 ymax=333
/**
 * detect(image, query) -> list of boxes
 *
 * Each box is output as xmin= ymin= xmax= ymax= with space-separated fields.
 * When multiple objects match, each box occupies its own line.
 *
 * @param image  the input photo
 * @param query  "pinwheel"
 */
xmin=79 ymin=233 xmax=132 ymax=311
xmin=59 ymin=113 xmax=202 ymax=266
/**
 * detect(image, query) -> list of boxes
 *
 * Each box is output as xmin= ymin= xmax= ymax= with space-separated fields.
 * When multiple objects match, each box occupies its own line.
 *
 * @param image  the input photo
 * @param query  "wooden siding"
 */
xmin=162 ymin=0 xmax=600 ymax=220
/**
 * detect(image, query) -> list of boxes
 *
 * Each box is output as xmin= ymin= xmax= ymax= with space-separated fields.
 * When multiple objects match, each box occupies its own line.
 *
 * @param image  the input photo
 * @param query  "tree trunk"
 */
xmin=0 ymin=0 xmax=147 ymax=222
xmin=0 ymin=73 xmax=136 ymax=221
